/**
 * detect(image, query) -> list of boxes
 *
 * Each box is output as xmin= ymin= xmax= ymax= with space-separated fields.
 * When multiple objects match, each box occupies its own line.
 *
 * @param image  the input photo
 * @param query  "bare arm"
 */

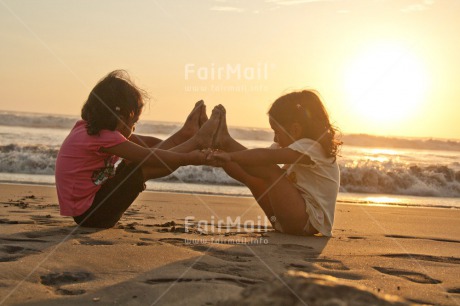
xmin=101 ymin=141 xmax=205 ymax=168
xmin=212 ymin=148 xmax=313 ymax=166
xmin=128 ymin=134 xmax=163 ymax=148
xmin=151 ymin=132 xmax=187 ymax=150
xmin=129 ymin=132 xmax=189 ymax=150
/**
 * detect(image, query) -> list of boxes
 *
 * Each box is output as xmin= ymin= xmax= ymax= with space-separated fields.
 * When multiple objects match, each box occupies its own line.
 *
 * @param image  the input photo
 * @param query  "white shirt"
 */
xmin=274 ymin=138 xmax=340 ymax=236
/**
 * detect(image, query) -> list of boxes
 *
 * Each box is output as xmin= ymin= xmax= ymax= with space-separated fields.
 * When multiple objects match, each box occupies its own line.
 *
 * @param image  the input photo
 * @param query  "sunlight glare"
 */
xmin=344 ymin=43 xmax=429 ymax=125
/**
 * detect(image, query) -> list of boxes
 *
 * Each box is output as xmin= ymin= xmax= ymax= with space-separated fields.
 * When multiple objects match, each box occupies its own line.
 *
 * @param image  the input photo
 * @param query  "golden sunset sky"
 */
xmin=0 ymin=0 xmax=459 ymax=139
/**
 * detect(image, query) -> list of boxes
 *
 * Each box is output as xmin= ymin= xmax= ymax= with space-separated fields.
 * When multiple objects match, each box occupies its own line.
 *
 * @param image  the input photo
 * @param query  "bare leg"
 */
xmin=214 ymin=105 xmax=246 ymax=152
xmin=155 ymin=100 xmax=205 ymax=150
xmin=137 ymin=106 xmax=220 ymax=180
xmin=199 ymin=101 xmax=208 ymax=127
xmin=223 ymin=161 xmax=274 ymax=219
xmin=215 ymin=107 xmax=309 ymax=235
xmin=169 ymin=105 xmax=222 ymax=153
xmin=222 ymin=160 xmax=309 ymax=235
xmin=214 ymin=105 xmax=274 ymax=179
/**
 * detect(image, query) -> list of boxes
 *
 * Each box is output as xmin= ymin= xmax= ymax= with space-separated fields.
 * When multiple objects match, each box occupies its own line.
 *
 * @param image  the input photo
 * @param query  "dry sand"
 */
xmin=0 ymin=183 xmax=459 ymax=305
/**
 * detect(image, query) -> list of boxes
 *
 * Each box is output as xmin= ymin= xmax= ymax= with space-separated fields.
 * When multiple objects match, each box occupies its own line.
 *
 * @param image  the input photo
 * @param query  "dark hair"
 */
xmin=81 ymin=70 xmax=147 ymax=135
xmin=268 ymin=90 xmax=342 ymax=159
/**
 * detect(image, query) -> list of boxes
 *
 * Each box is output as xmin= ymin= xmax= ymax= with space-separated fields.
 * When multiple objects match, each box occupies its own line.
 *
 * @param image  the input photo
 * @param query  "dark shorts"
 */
xmin=74 ymin=161 xmax=145 ymax=228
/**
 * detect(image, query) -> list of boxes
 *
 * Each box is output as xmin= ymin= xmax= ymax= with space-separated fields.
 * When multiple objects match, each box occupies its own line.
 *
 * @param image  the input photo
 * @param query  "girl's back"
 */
xmin=55 ymin=120 xmax=127 ymax=216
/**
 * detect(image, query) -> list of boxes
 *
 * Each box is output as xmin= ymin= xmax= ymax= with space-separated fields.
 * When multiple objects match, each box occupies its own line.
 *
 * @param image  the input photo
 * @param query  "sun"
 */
xmin=344 ymin=43 xmax=429 ymax=126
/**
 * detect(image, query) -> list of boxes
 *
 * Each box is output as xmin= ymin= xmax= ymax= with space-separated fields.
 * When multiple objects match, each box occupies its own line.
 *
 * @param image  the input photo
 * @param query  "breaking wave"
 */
xmin=1 ymin=144 xmax=459 ymax=198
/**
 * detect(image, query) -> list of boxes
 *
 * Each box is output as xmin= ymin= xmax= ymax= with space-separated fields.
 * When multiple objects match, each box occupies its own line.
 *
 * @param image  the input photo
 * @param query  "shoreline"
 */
xmin=0 ymin=181 xmax=459 ymax=210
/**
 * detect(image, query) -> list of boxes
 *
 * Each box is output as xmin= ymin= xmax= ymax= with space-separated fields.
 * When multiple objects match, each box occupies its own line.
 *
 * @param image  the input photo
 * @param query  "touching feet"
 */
xmin=199 ymin=101 xmax=208 ymax=127
xmin=213 ymin=104 xmax=232 ymax=151
xmin=180 ymin=100 xmax=206 ymax=140
xmin=184 ymin=103 xmax=234 ymax=154
xmin=193 ymin=105 xmax=222 ymax=149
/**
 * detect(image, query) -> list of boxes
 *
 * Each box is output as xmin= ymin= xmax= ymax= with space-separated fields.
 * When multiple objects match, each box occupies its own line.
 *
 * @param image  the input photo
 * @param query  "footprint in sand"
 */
xmin=40 ymin=272 xmax=94 ymax=296
xmin=30 ymin=215 xmax=65 ymax=226
xmin=118 ymin=222 xmax=151 ymax=234
xmin=0 ymin=237 xmax=48 ymax=243
xmin=124 ymin=209 xmax=140 ymax=216
xmin=347 ymin=236 xmax=365 ymax=240
xmin=134 ymin=239 xmax=161 ymax=246
xmin=23 ymin=228 xmax=72 ymax=239
xmin=289 ymin=263 xmax=362 ymax=281
xmin=55 ymin=288 xmax=87 ymax=295
xmin=76 ymin=238 xmax=114 ymax=246
xmin=40 ymin=272 xmax=93 ymax=286
xmin=304 ymin=258 xmax=350 ymax=271
xmin=159 ymin=238 xmax=255 ymax=262
xmin=381 ymin=253 xmax=460 ymax=265
xmin=192 ymin=261 xmax=246 ymax=276
xmin=385 ymin=234 xmax=460 ymax=244
xmin=137 ymin=237 xmax=161 ymax=246
xmin=144 ymin=276 xmax=258 ymax=288
xmin=0 ymin=245 xmax=41 ymax=262
xmin=0 ymin=218 xmax=34 ymax=224
xmin=288 ymin=263 xmax=313 ymax=272
xmin=191 ymin=257 xmax=276 ymax=282
xmin=273 ymin=244 xmax=315 ymax=258
xmin=373 ymin=267 xmax=441 ymax=284
xmin=447 ymin=288 xmax=460 ymax=294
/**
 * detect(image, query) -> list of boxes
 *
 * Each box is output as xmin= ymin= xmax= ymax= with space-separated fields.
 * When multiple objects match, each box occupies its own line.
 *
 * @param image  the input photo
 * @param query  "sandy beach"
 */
xmin=0 ymin=183 xmax=459 ymax=305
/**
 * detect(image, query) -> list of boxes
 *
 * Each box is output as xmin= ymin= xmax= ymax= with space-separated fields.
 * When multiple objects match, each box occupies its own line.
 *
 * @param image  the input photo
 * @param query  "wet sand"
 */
xmin=0 ymin=183 xmax=459 ymax=305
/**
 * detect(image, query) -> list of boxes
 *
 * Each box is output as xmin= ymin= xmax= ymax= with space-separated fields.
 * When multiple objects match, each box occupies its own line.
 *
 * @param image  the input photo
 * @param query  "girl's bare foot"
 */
xmin=199 ymin=102 xmax=208 ymax=127
xmin=213 ymin=105 xmax=233 ymax=150
xmin=193 ymin=106 xmax=221 ymax=149
xmin=180 ymin=100 xmax=204 ymax=140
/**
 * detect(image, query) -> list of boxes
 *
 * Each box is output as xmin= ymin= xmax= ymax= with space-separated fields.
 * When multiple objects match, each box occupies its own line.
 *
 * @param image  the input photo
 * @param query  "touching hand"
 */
xmin=189 ymin=149 xmax=209 ymax=165
xmin=205 ymin=149 xmax=231 ymax=167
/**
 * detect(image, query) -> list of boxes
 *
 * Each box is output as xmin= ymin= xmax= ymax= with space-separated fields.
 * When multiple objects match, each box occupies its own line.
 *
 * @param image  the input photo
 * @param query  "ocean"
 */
xmin=0 ymin=111 xmax=459 ymax=209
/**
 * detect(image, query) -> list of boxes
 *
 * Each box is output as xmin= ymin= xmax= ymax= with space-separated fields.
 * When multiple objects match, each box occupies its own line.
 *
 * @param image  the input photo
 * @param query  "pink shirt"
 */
xmin=55 ymin=120 xmax=127 ymax=216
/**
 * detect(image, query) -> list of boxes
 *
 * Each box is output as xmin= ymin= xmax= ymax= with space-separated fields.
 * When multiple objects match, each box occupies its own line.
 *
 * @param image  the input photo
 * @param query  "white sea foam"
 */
xmin=1 ymin=143 xmax=459 ymax=198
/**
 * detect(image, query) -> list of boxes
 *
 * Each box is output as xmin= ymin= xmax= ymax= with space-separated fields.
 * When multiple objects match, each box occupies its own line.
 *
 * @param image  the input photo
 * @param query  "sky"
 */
xmin=0 ymin=0 xmax=459 ymax=139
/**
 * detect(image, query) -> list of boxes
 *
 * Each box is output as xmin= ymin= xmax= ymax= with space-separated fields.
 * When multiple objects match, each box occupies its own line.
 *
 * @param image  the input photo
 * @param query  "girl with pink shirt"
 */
xmin=55 ymin=70 xmax=220 ymax=228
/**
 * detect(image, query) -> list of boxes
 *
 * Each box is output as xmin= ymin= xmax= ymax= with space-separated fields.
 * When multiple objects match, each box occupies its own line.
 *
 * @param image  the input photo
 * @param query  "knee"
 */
xmin=258 ymin=166 xmax=285 ymax=182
